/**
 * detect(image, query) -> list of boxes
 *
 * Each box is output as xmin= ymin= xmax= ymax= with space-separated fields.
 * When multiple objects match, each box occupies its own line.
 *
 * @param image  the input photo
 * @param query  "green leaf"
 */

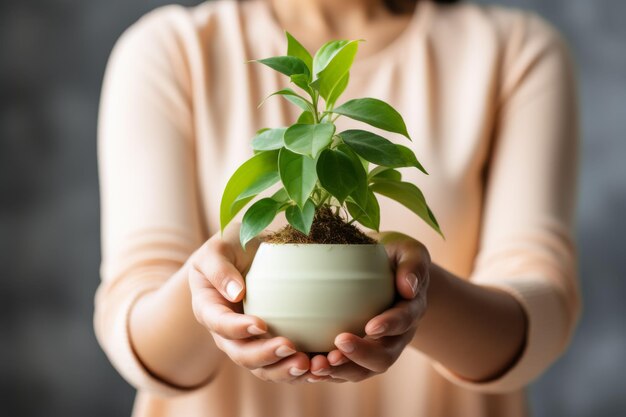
xmin=233 ymin=170 xmax=280 ymax=204
xmin=285 ymin=199 xmax=316 ymax=235
xmin=240 ymin=198 xmax=282 ymax=249
xmin=297 ymin=110 xmax=315 ymax=124
xmin=369 ymin=179 xmax=443 ymax=237
xmin=310 ymin=40 xmax=359 ymax=101
xmin=290 ymin=73 xmax=312 ymax=94
xmin=340 ymin=129 xmax=427 ymax=174
xmin=258 ymin=88 xmax=313 ymax=112
xmin=369 ymin=166 xmax=402 ymax=182
xmin=270 ymin=187 xmax=289 ymax=202
xmin=251 ymin=128 xmax=286 ymax=151
xmin=346 ymin=189 xmax=380 ymax=231
xmin=286 ymin=32 xmax=312 ymax=73
xmin=312 ymin=40 xmax=349 ymax=76
xmin=220 ymin=150 xmax=279 ymax=232
xmin=278 ymin=147 xmax=318 ymax=209
xmin=316 ymin=148 xmax=361 ymax=204
xmin=326 ymin=71 xmax=349 ymax=108
xmin=255 ymin=56 xmax=310 ymax=77
xmin=284 ymin=123 xmax=335 ymax=158
xmin=336 ymin=144 xmax=368 ymax=209
xmin=333 ymin=98 xmax=411 ymax=140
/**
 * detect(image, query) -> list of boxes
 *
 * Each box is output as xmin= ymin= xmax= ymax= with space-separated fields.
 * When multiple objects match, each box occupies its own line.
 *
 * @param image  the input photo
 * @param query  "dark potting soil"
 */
xmin=265 ymin=205 xmax=377 ymax=244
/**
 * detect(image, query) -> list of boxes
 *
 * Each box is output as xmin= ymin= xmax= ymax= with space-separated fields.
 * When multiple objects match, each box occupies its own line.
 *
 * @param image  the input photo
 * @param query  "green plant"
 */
xmin=220 ymin=32 xmax=443 ymax=248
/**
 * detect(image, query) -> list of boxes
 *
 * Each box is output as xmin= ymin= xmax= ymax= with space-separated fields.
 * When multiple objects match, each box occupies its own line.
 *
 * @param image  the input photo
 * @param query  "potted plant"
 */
xmin=219 ymin=32 xmax=443 ymax=353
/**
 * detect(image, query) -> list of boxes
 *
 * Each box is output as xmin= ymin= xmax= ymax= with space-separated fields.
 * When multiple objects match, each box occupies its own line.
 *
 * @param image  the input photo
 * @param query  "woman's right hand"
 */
xmin=188 ymin=223 xmax=314 ymax=384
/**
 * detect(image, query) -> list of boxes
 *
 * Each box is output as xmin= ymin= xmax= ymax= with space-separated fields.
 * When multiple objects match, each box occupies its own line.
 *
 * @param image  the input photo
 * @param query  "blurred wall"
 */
xmin=1 ymin=0 xmax=624 ymax=416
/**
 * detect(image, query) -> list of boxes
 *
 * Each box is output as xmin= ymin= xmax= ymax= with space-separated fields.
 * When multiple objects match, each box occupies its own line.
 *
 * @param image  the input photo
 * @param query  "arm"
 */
xmin=94 ymin=8 xmax=221 ymax=395
xmin=323 ymin=14 xmax=580 ymax=391
xmin=95 ymin=8 xmax=313 ymax=392
xmin=410 ymin=264 xmax=527 ymax=382
xmin=413 ymin=13 xmax=581 ymax=391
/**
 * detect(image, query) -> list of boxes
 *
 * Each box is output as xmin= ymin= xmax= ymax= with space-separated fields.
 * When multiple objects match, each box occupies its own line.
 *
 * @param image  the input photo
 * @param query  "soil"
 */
xmin=265 ymin=205 xmax=377 ymax=244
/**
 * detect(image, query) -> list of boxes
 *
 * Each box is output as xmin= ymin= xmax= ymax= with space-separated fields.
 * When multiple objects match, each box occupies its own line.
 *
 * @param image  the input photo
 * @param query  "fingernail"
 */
xmin=312 ymin=368 xmax=331 ymax=376
xmin=247 ymin=325 xmax=265 ymax=335
xmin=330 ymin=357 xmax=349 ymax=366
xmin=289 ymin=367 xmax=307 ymax=376
xmin=337 ymin=341 xmax=355 ymax=353
xmin=307 ymin=377 xmax=322 ymax=383
xmin=405 ymin=272 xmax=418 ymax=297
xmin=275 ymin=345 xmax=296 ymax=358
xmin=369 ymin=323 xmax=387 ymax=336
xmin=225 ymin=280 xmax=242 ymax=301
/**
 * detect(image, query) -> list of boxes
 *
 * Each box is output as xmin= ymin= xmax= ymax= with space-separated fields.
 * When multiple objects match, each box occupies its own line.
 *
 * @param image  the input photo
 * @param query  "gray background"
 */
xmin=1 ymin=0 xmax=624 ymax=416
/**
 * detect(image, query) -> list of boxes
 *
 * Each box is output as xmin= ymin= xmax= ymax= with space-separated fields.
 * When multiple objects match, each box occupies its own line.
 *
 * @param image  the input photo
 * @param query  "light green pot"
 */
xmin=243 ymin=243 xmax=395 ymax=352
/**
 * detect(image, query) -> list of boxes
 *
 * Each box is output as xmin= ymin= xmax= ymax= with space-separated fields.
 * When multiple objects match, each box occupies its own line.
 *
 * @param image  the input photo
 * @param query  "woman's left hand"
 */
xmin=307 ymin=232 xmax=431 ymax=383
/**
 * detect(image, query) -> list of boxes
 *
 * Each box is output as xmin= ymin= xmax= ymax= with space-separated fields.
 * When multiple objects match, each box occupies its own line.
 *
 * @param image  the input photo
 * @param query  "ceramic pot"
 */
xmin=243 ymin=242 xmax=395 ymax=352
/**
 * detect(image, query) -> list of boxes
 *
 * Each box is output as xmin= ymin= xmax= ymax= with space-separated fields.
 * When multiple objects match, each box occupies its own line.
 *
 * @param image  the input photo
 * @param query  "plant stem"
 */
xmin=315 ymin=189 xmax=331 ymax=208
xmin=312 ymin=92 xmax=320 ymax=124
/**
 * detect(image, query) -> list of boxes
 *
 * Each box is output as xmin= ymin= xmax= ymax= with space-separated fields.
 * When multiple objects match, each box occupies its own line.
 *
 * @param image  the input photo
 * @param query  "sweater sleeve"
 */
xmin=431 ymin=12 xmax=582 ymax=393
xmin=94 ymin=6 xmax=211 ymax=396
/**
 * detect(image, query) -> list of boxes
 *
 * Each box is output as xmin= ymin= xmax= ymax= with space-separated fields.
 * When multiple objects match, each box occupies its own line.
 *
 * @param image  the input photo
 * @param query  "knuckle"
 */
xmin=396 ymin=309 xmax=413 ymax=330
xmin=207 ymin=237 xmax=234 ymax=259
xmin=212 ymin=310 xmax=232 ymax=336
xmin=191 ymin=299 xmax=204 ymax=324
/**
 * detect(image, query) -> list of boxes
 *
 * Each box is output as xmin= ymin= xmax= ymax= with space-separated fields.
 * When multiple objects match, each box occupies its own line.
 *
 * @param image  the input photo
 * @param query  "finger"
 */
xmin=213 ymin=334 xmax=298 ymax=370
xmin=365 ymin=299 xmax=424 ymax=338
xmin=327 ymin=349 xmax=350 ymax=366
xmin=195 ymin=298 xmax=268 ymax=339
xmin=335 ymin=333 xmax=398 ymax=372
xmin=380 ymin=234 xmax=430 ymax=300
xmin=328 ymin=361 xmax=373 ymax=382
xmin=190 ymin=267 xmax=268 ymax=339
xmin=192 ymin=251 xmax=246 ymax=303
xmin=251 ymin=352 xmax=310 ymax=383
xmin=310 ymin=354 xmax=332 ymax=376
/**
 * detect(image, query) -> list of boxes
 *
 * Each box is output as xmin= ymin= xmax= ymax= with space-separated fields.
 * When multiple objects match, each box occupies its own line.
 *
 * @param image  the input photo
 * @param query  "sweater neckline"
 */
xmin=253 ymin=0 xmax=433 ymax=74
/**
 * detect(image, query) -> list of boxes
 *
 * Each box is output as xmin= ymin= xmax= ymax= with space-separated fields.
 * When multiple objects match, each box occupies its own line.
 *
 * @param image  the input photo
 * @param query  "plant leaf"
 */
xmin=240 ymin=198 xmax=282 ymax=249
xmin=310 ymin=40 xmax=359 ymax=101
xmin=346 ymin=189 xmax=380 ymax=231
xmin=278 ymin=147 xmax=318 ymax=209
xmin=286 ymin=31 xmax=312 ymax=73
xmin=258 ymin=88 xmax=313 ymax=112
xmin=333 ymin=98 xmax=411 ymax=140
xmin=336 ymin=144 xmax=368 ymax=209
xmin=340 ymin=129 xmax=427 ymax=174
xmin=233 ymin=171 xmax=280 ymax=204
xmin=297 ymin=110 xmax=315 ymax=124
xmin=270 ymin=187 xmax=289 ymax=202
xmin=369 ymin=179 xmax=443 ymax=237
xmin=251 ymin=128 xmax=286 ymax=151
xmin=285 ymin=199 xmax=316 ymax=235
xmin=284 ymin=123 xmax=335 ymax=158
xmin=312 ymin=40 xmax=349 ymax=76
xmin=326 ymin=71 xmax=350 ymax=108
xmin=316 ymin=148 xmax=361 ymax=204
xmin=368 ymin=166 xmax=402 ymax=182
xmin=220 ymin=150 xmax=279 ymax=232
xmin=255 ymin=56 xmax=310 ymax=77
xmin=290 ymin=73 xmax=312 ymax=94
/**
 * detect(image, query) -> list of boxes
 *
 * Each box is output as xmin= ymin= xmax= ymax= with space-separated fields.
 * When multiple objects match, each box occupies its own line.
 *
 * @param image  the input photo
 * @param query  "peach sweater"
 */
xmin=95 ymin=0 xmax=581 ymax=416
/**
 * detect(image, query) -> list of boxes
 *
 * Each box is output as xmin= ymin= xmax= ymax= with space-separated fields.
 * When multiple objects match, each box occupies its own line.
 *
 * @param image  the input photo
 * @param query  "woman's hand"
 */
xmin=308 ymin=232 xmax=431 ymax=383
xmin=188 ymin=223 xmax=312 ymax=384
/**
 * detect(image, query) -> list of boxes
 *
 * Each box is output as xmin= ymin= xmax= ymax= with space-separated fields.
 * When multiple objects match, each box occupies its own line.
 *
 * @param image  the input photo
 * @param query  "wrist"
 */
xmin=129 ymin=263 xmax=222 ymax=388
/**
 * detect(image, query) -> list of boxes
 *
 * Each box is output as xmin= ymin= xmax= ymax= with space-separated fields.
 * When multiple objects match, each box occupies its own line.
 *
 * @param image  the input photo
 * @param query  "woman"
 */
xmin=94 ymin=0 xmax=581 ymax=415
